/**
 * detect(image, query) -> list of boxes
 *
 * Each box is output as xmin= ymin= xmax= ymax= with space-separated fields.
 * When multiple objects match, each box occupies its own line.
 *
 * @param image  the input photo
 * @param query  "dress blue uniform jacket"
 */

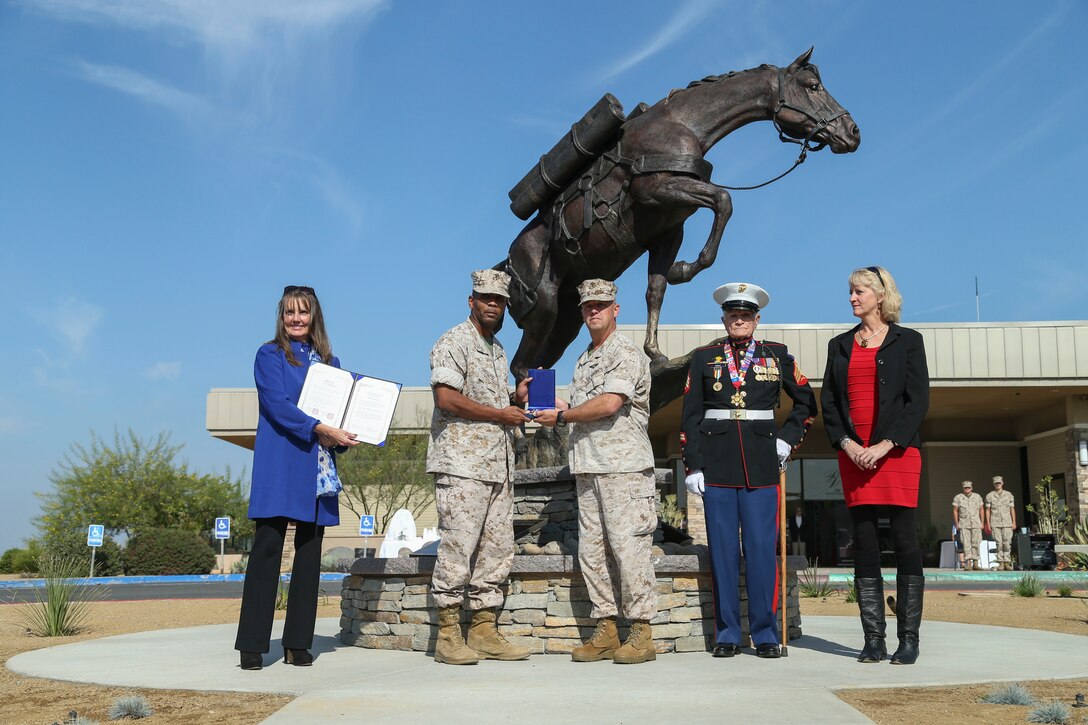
xmin=249 ymin=341 xmax=340 ymax=526
xmin=681 ymin=339 xmax=817 ymax=487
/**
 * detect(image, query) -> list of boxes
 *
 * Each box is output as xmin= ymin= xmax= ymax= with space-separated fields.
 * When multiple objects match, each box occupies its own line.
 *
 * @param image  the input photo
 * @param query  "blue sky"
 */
xmin=1 ymin=1 xmax=1085 ymax=552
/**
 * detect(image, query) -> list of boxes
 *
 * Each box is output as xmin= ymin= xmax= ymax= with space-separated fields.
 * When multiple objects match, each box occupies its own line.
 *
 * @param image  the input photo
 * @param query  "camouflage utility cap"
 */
xmin=961 ymin=480 xmax=973 ymax=488
xmin=472 ymin=269 xmax=511 ymax=298
xmin=992 ymin=475 xmax=1004 ymax=484
xmin=578 ymin=278 xmax=617 ymax=305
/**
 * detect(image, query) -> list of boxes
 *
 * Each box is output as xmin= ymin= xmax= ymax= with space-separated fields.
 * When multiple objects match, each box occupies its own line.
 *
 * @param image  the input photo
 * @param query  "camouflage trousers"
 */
xmin=575 ymin=469 xmax=658 ymax=621
xmin=961 ymin=527 xmax=982 ymax=563
xmin=993 ymin=526 xmax=1013 ymax=564
xmin=430 ymin=473 xmax=514 ymax=610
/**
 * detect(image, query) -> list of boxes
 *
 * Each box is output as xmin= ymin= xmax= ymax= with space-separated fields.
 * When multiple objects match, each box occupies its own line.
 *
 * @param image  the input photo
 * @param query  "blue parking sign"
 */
xmin=87 ymin=525 xmax=104 ymax=547
xmin=359 ymin=515 xmax=376 ymax=536
xmin=214 ymin=517 xmax=231 ymax=540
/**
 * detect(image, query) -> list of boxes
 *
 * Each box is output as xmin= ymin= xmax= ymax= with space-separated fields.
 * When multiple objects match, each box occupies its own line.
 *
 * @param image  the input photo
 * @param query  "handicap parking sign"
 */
xmin=359 ymin=515 xmax=376 ymax=536
xmin=215 ymin=517 xmax=231 ymax=539
xmin=87 ymin=525 xmax=104 ymax=547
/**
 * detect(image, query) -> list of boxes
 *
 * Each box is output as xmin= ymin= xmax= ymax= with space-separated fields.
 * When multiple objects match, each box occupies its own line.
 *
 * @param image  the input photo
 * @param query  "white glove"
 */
xmin=776 ymin=438 xmax=792 ymax=468
xmin=685 ymin=470 xmax=705 ymax=496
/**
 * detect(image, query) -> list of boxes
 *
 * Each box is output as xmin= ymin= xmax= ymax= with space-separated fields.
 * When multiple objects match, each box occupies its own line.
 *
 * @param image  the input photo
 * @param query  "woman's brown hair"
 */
xmin=270 ymin=287 xmax=333 ymax=366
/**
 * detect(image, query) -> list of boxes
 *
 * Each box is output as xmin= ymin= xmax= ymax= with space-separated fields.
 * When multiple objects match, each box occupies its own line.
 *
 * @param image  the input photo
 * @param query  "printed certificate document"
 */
xmin=297 ymin=362 xmax=402 ymax=445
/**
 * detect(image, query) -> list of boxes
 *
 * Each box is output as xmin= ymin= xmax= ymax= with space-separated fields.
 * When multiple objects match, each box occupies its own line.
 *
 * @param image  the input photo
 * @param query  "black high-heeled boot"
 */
xmin=284 ymin=648 xmax=314 ymax=666
xmin=239 ymin=652 xmax=263 ymax=670
xmin=889 ymin=575 xmax=924 ymax=665
xmin=855 ymin=577 xmax=886 ymax=663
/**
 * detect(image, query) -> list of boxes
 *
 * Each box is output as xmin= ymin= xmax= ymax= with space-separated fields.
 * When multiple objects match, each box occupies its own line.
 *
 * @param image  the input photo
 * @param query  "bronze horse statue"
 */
xmin=499 ymin=48 xmax=859 ymax=384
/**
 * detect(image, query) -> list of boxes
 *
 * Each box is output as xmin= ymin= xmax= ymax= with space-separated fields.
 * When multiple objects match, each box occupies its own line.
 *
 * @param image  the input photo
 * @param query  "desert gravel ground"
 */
xmin=1 ymin=582 xmax=1086 ymax=724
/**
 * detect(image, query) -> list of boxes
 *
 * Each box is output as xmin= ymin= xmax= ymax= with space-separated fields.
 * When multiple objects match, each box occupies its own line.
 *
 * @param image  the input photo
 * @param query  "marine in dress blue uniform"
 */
xmin=680 ymin=283 xmax=816 ymax=658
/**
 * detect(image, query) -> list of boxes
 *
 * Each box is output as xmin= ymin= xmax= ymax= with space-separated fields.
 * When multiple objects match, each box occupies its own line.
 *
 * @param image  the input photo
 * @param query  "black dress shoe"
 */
xmin=284 ymin=648 xmax=314 ymax=666
xmin=239 ymin=652 xmax=263 ymax=670
xmin=755 ymin=643 xmax=781 ymax=658
xmin=712 ymin=643 xmax=739 ymax=658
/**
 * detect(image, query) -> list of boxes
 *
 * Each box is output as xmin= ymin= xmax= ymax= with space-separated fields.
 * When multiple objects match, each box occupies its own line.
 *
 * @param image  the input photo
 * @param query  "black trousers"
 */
xmin=235 ymin=517 xmax=325 ymax=653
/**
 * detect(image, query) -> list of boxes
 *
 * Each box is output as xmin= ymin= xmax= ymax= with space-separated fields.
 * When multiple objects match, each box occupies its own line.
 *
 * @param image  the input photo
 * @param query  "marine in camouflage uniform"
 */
xmin=535 ymin=279 xmax=658 ymax=665
xmin=680 ymin=283 xmax=816 ymax=659
xmin=953 ymin=481 xmax=984 ymax=570
xmin=985 ymin=475 xmax=1016 ymax=570
xmin=427 ymin=269 xmax=533 ymax=665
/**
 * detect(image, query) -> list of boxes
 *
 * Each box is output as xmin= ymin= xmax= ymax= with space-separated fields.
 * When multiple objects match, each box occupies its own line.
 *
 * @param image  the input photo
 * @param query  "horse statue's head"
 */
xmin=774 ymin=47 xmax=860 ymax=154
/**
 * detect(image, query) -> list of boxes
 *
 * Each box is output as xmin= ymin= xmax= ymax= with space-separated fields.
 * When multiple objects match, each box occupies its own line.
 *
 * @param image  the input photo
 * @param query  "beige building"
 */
xmin=207 ymin=321 xmax=1088 ymax=563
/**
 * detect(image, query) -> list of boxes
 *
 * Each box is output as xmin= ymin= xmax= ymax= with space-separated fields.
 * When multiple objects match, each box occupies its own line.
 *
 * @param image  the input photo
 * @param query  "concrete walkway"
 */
xmin=8 ymin=617 xmax=1088 ymax=724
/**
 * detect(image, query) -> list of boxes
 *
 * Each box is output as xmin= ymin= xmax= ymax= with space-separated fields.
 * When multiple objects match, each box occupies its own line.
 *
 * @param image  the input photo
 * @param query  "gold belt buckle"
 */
xmin=730 ymin=409 xmax=744 ymax=420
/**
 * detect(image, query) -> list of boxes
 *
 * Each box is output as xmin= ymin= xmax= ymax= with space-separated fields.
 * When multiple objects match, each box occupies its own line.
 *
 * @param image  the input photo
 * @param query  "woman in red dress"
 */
xmin=821 ymin=266 xmax=929 ymax=665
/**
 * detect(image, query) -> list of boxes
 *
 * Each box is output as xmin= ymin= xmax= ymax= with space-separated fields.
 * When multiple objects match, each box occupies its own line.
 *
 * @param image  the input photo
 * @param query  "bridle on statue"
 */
xmin=720 ymin=66 xmax=848 ymax=191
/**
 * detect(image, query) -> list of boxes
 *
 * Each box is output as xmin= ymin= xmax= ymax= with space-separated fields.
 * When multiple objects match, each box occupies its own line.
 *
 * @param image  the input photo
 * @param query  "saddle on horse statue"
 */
xmin=506 ymin=94 xmax=714 ymax=301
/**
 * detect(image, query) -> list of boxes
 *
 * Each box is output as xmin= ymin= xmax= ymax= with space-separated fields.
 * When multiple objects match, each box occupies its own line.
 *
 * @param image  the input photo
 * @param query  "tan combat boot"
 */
xmin=467 ymin=609 xmax=531 ymax=661
xmin=434 ymin=606 xmax=479 ymax=665
xmin=571 ymin=617 xmax=620 ymax=662
xmin=613 ymin=620 xmax=656 ymax=664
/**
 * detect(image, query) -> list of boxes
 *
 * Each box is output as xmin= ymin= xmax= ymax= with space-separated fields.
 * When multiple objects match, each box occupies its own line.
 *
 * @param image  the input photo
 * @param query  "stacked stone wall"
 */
xmin=340 ymin=555 xmax=802 ymax=655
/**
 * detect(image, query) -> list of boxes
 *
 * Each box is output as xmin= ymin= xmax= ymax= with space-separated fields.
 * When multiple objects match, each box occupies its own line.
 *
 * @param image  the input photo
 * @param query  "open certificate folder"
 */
xmin=297 ymin=362 xmax=402 ymax=446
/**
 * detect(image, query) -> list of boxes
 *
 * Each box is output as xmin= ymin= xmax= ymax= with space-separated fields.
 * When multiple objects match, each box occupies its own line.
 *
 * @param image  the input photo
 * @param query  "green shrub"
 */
xmin=1027 ymin=700 xmax=1072 ymax=724
xmin=36 ymin=530 xmax=124 ymax=577
xmin=230 ymin=556 xmax=249 ymax=574
xmin=107 ymin=693 xmax=152 ymax=720
xmin=1011 ymin=574 xmax=1045 ymax=598
xmin=844 ymin=576 xmax=857 ymax=603
xmin=798 ymin=561 xmax=835 ymax=598
xmin=1 ymin=547 xmax=30 ymax=574
xmin=17 ymin=555 xmax=106 ymax=636
xmin=123 ymin=528 xmax=215 ymax=576
xmin=1056 ymin=582 xmax=1074 ymax=598
xmin=981 ymin=682 xmax=1036 ymax=705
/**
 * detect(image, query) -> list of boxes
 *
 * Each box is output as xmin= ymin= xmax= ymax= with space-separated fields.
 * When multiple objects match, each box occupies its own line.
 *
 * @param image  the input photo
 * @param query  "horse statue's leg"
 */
xmin=531 ymin=284 xmax=584 ymax=374
xmin=633 ymin=175 xmax=734 ymax=286
xmin=508 ymin=251 xmax=562 ymax=383
xmin=643 ymin=226 xmax=685 ymax=366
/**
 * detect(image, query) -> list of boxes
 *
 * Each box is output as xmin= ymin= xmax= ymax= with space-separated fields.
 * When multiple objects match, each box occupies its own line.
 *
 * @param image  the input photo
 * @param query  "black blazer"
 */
xmin=820 ymin=323 xmax=929 ymax=450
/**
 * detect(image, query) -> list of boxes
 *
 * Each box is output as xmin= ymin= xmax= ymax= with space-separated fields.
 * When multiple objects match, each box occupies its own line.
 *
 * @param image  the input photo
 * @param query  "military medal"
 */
xmin=724 ymin=340 xmax=756 ymax=409
xmin=712 ymin=363 xmax=724 ymax=392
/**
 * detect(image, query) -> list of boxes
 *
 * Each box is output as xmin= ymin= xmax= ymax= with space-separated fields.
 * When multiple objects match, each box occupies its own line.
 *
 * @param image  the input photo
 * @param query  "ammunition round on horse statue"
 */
xmin=495 ymin=48 xmax=859 ymax=411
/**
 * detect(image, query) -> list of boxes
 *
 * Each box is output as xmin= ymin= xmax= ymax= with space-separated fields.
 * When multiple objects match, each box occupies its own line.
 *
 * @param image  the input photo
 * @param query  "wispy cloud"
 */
xmin=597 ymin=0 xmax=718 ymax=82
xmin=268 ymin=149 xmax=366 ymax=239
xmin=27 ymin=0 xmax=389 ymax=56
xmin=143 ymin=362 xmax=182 ymax=381
xmin=31 ymin=297 xmax=103 ymax=357
xmin=910 ymin=5 xmax=1068 ymax=136
xmin=28 ymin=0 xmax=389 ymax=117
xmin=69 ymin=60 xmax=211 ymax=118
xmin=932 ymin=85 xmax=1082 ymax=197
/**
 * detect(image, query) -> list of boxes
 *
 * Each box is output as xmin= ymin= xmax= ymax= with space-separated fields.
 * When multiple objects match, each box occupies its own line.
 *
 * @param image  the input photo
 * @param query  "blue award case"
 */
xmin=527 ymin=369 xmax=556 ymax=411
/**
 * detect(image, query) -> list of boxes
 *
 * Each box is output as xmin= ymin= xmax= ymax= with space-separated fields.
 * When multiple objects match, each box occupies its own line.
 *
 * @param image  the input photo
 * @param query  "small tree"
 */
xmin=337 ymin=434 xmax=436 ymax=534
xmin=36 ymin=429 xmax=253 ymax=552
xmin=1026 ymin=475 xmax=1067 ymax=542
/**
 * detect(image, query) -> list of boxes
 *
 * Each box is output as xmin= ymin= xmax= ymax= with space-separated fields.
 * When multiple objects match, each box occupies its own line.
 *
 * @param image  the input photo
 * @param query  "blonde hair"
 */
xmin=271 ymin=288 xmax=333 ymax=366
xmin=849 ymin=266 xmax=902 ymax=323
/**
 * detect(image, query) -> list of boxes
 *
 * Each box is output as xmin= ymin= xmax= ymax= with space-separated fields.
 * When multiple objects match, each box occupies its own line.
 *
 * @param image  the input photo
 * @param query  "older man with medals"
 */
xmin=680 ymin=283 xmax=817 ymax=658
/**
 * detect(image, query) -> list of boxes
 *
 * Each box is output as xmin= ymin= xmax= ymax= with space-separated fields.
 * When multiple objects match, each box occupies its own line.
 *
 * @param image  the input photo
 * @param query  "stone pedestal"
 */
xmin=339 ymin=554 xmax=804 ymax=654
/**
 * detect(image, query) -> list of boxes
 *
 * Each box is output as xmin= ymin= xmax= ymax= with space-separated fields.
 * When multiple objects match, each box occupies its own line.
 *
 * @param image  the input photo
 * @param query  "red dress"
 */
xmin=838 ymin=340 xmax=921 ymax=507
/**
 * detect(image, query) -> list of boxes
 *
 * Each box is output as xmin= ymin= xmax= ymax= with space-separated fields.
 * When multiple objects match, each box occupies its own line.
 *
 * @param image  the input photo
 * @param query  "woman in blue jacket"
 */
xmin=236 ymin=285 xmax=359 ymax=670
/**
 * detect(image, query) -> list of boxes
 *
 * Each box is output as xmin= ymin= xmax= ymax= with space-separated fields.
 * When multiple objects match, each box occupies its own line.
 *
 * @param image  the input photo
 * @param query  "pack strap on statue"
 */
xmin=551 ymin=142 xmax=715 ymax=267
xmin=631 ymin=154 xmax=713 ymax=181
